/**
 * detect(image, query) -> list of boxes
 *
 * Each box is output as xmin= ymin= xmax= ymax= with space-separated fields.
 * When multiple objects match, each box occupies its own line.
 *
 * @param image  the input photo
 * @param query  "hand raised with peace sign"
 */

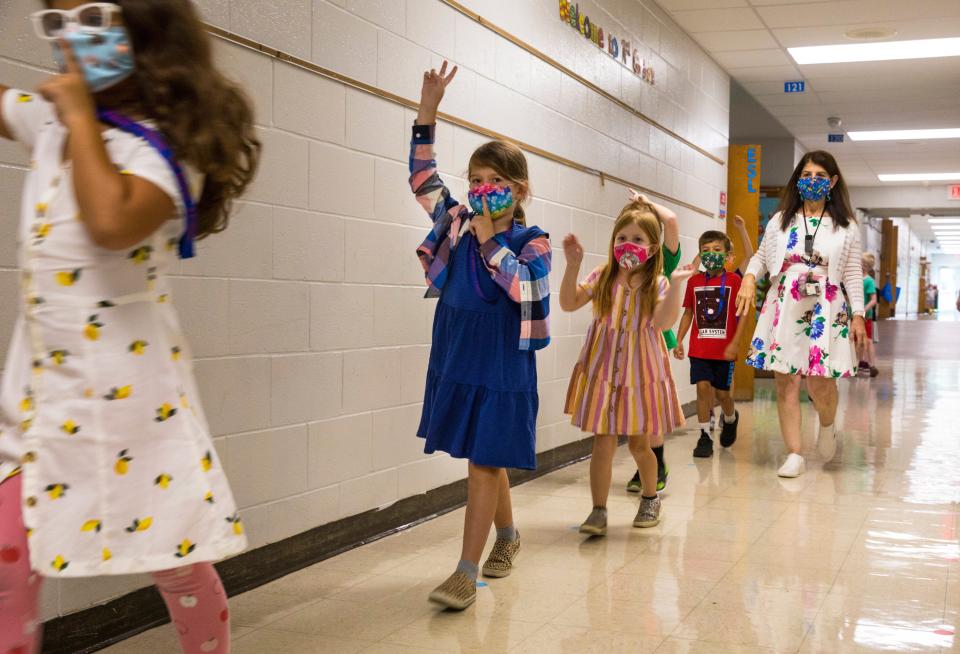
xmin=37 ymin=39 xmax=96 ymax=129
xmin=416 ymin=60 xmax=458 ymax=125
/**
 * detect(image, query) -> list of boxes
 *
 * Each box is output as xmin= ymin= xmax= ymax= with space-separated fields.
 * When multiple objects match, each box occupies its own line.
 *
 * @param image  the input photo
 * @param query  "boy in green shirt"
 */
xmin=859 ymin=253 xmax=879 ymax=377
xmin=624 ymin=191 xmax=681 ymax=493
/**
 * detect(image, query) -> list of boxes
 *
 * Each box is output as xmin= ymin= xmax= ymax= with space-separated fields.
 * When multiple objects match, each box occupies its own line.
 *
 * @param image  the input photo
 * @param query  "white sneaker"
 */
xmin=777 ymin=453 xmax=806 ymax=478
xmin=817 ymin=424 xmax=838 ymax=462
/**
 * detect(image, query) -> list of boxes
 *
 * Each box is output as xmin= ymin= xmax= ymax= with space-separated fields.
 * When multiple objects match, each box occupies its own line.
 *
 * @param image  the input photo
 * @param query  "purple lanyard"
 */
xmin=96 ymin=109 xmax=197 ymax=259
xmin=706 ymin=270 xmax=727 ymax=317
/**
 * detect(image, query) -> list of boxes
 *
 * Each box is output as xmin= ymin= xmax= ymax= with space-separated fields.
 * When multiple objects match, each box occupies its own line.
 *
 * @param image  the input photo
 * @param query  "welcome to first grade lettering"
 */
xmin=558 ymin=0 xmax=656 ymax=86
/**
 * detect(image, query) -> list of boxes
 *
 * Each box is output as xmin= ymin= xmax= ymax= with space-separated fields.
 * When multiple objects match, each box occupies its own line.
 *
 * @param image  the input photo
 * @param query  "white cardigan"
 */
xmin=747 ymin=211 xmax=865 ymax=316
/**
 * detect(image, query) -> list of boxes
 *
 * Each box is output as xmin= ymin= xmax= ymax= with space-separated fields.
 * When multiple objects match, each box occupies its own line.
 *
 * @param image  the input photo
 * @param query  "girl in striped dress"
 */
xmin=560 ymin=200 xmax=691 ymax=533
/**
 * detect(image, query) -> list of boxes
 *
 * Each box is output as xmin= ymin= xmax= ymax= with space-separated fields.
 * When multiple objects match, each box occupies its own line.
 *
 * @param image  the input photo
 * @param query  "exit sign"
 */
xmin=950 ymin=184 xmax=960 ymax=200
xmin=784 ymin=81 xmax=805 ymax=93
xmin=828 ymin=133 xmax=845 ymax=143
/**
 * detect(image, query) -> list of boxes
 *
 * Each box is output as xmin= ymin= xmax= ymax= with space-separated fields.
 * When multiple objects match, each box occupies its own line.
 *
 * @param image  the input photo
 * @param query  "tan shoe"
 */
xmin=578 ymin=508 xmax=608 ymax=536
xmin=482 ymin=533 xmax=520 ymax=578
xmin=428 ymin=571 xmax=476 ymax=610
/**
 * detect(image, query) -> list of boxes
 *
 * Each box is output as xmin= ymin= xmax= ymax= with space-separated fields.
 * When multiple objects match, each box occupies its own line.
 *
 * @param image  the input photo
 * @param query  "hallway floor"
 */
xmin=103 ymin=320 xmax=959 ymax=653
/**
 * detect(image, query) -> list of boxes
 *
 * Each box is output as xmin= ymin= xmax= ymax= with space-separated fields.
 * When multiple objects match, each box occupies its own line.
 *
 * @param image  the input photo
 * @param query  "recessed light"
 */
xmin=849 ymin=128 xmax=960 ymax=141
xmin=879 ymin=172 xmax=960 ymax=182
xmin=788 ymin=37 xmax=960 ymax=65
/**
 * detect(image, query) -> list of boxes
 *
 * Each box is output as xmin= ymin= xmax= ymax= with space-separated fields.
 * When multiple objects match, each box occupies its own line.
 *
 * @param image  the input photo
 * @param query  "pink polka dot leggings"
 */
xmin=0 ymin=475 xmax=232 ymax=654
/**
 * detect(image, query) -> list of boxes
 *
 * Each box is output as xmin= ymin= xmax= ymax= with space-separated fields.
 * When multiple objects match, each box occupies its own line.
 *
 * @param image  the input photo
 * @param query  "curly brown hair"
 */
xmin=45 ymin=0 xmax=261 ymax=239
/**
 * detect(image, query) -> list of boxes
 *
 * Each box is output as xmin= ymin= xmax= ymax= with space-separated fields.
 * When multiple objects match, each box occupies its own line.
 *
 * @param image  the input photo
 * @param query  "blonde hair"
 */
xmin=593 ymin=201 xmax=663 ymax=318
xmin=468 ymin=141 xmax=531 ymax=226
xmin=862 ymin=252 xmax=876 ymax=277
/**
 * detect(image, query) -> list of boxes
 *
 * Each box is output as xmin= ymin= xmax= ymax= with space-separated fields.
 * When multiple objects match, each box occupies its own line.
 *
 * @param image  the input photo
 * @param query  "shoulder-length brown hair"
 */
xmin=50 ymin=0 xmax=261 ymax=239
xmin=777 ymin=150 xmax=854 ymax=231
xmin=593 ymin=201 xmax=664 ymax=318
xmin=469 ymin=141 xmax=530 ymax=226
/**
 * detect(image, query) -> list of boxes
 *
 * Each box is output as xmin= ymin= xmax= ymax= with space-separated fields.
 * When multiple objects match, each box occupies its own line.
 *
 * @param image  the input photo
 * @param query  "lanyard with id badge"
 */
xmin=800 ymin=207 xmax=825 ymax=298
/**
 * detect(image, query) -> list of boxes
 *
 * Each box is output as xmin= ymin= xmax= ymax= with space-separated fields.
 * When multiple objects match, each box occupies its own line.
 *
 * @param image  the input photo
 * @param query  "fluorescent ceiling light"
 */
xmin=848 ymin=128 xmax=960 ymax=141
xmin=930 ymin=218 xmax=960 ymax=223
xmin=878 ymin=173 xmax=960 ymax=182
xmin=788 ymin=37 xmax=960 ymax=65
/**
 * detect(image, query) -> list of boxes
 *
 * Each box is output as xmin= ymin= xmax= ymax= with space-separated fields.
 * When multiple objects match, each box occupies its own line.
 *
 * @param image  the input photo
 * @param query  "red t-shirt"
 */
xmin=682 ymin=271 xmax=742 ymax=360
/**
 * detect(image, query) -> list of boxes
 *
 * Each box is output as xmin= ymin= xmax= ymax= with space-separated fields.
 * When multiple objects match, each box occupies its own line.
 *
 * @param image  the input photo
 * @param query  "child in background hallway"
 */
xmin=562 ymin=199 xmax=691 ymax=534
xmin=673 ymin=231 xmax=749 ymax=457
xmin=624 ymin=191 xmax=680 ymax=494
xmin=410 ymin=62 xmax=552 ymax=610
xmin=0 ymin=2 xmax=260 ymax=652
xmin=859 ymin=253 xmax=879 ymax=377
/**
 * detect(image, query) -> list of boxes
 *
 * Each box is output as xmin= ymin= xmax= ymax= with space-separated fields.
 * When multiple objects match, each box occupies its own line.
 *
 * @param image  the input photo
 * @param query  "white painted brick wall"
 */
xmin=0 ymin=0 xmax=729 ymax=617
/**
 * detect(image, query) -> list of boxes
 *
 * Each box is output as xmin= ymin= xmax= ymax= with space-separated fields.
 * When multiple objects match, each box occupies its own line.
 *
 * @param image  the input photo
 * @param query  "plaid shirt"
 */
xmin=409 ymin=124 xmax=551 ymax=350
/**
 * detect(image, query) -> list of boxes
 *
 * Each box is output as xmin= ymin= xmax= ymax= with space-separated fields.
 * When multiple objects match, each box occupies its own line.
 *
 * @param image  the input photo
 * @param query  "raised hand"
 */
xmin=669 ymin=264 xmax=696 ymax=284
xmin=562 ymin=233 xmax=584 ymax=266
xmin=628 ymin=188 xmax=648 ymax=204
xmin=37 ymin=39 xmax=96 ymax=129
xmin=417 ymin=60 xmax=458 ymax=125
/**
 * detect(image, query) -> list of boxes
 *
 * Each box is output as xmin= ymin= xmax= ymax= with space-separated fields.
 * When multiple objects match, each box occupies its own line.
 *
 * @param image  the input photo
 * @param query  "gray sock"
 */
xmin=496 ymin=525 xmax=518 ymax=542
xmin=456 ymin=559 xmax=479 ymax=580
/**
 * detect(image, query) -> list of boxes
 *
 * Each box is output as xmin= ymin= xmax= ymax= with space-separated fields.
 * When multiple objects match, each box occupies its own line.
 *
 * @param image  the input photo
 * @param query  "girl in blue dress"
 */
xmin=409 ymin=62 xmax=552 ymax=610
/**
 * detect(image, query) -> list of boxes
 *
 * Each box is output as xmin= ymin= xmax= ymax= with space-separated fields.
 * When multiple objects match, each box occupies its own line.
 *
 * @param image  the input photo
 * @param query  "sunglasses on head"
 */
xmin=31 ymin=2 xmax=121 ymax=41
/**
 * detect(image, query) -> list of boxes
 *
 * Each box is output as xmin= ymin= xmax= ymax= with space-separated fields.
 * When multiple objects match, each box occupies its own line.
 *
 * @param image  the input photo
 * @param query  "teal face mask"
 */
xmin=701 ymin=251 xmax=728 ymax=272
xmin=53 ymin=27 xmax=135 ymax=93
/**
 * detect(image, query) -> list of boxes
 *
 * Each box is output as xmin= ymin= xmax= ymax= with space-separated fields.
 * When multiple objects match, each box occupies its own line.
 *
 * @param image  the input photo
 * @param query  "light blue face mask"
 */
xmin=53 ymin=27 xmax=135 ymax=93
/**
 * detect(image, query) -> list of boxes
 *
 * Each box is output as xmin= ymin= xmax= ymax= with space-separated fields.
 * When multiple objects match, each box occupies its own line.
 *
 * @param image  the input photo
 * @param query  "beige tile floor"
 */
xmin=101 ymin=324 xmax=959 ymax=653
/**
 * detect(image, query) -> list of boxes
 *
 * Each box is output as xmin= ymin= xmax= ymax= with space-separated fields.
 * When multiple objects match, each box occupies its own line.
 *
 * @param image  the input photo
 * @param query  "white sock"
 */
xmin=699 ymin=422 xmax=710 ymax=432
xmin=724 ymin=412 xmax=736 ymax=423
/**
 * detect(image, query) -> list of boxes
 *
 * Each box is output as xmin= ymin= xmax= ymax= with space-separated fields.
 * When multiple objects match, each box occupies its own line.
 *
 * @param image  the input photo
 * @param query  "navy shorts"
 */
xmin=689 ymin=357 xmax=735 ymax=391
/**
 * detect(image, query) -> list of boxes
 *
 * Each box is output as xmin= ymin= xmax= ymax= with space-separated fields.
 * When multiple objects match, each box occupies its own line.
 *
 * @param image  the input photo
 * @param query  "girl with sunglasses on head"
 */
xmin=0 ymin=2 xmax=259 ymax=652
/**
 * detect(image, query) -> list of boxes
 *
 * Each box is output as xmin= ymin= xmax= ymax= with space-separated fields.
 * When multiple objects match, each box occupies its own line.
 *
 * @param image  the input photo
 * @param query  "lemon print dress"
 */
xmin=0 ymin=90 xmax=246 ymax=577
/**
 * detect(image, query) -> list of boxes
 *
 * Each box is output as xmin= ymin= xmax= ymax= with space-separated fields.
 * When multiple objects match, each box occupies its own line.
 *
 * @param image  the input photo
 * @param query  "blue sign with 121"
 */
xmin=784 ymin=81 xmax=805 ymax=93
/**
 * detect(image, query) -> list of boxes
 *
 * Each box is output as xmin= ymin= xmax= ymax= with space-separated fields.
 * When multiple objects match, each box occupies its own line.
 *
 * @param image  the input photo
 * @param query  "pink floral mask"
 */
xmin=614 ymin=242 xmax=651 ymax=270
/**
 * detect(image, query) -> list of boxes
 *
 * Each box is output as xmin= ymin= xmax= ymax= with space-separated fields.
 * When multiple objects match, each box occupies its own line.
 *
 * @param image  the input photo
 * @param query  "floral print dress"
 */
xmin=746 ymin=215 xmax=856 ymax=378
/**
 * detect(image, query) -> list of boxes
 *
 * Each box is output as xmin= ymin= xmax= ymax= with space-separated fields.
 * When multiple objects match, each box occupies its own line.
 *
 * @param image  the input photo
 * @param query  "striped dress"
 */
xmin=565 ymin=266 xmax=685 ymax=437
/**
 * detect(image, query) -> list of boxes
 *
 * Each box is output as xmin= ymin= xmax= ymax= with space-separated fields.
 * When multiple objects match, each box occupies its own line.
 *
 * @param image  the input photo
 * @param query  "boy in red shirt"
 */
xmin=674 ymin=231 xmax=748 ymax=458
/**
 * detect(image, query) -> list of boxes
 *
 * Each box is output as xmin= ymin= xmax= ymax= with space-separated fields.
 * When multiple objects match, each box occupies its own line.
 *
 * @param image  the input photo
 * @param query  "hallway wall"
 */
xmin=0 ymin=0 xmax=730 ymax=616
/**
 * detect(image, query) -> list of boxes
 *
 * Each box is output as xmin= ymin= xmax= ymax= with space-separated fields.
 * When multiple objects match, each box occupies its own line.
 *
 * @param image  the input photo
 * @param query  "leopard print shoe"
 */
xmin=428 ymin=571 xmax=476 ymax=610
xmin=481 ymin=532 xmax=520 ymax=578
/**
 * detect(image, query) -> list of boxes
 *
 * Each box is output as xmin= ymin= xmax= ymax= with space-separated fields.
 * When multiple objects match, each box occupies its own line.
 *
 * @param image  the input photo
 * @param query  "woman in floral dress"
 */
xmin=736 ymin=152 xmax=866 ymax=478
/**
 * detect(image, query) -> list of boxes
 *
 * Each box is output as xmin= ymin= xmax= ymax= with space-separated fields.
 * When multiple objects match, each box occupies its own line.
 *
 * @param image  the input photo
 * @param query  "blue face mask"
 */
xmin=54 ymin=27 xmax=135 ymax=93
xmin=797 ymin=176 xmax=831 ymax=202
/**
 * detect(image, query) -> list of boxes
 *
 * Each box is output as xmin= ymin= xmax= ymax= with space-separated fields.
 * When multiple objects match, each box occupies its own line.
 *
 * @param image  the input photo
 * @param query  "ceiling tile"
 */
xmin=671 ymin=8 xmax=765 ymax=32
xmin=693 ymin=29 xmax=780 ymax=51
xmin=772 ymin=17 xmax=960 ymax=48
xmin=657 ymin=0 xmax=748 ymax=10
xmin=727 ymin=64 xmax=802 ymax=81
xmin=756 ymin=0 xmax=960 ymax=29
xmin=713 ymin=48 xmax=792 ymax=68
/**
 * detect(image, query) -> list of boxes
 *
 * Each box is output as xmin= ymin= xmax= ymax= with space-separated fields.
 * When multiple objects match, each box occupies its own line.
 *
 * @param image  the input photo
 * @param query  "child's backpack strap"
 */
xmin=96 ymin=109 xmax=198 ymax=259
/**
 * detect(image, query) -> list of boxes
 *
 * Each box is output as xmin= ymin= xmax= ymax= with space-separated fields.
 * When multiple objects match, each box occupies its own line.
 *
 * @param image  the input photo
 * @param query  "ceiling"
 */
xmin=655 ymin=0 xmax=960 ymax=187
